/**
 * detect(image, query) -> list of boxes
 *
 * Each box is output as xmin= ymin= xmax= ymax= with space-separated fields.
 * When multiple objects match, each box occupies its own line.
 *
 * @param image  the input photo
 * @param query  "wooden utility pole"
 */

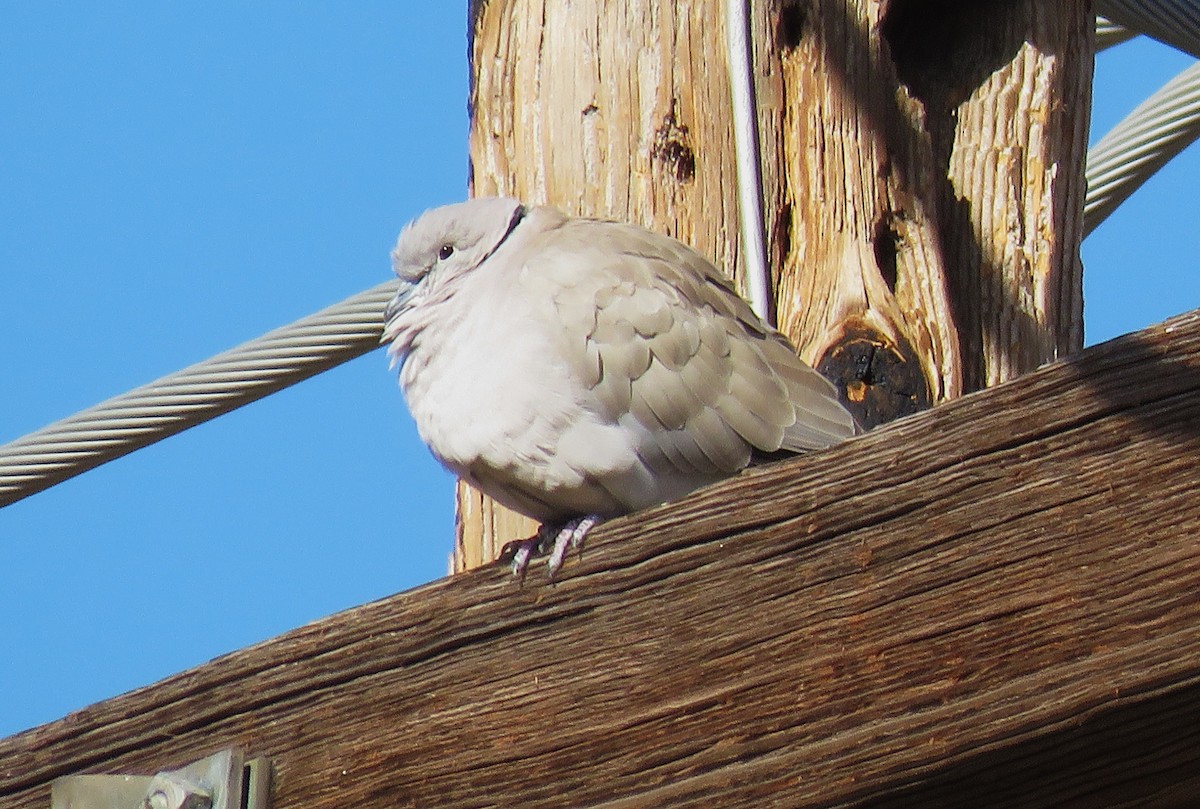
xmin=457 ymin=0 xmax=1093 ymax=569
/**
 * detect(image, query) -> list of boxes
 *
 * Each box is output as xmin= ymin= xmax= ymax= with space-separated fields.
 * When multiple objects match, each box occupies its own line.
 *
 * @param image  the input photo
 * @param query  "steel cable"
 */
xmin=1085 ymin=61 xmax=1200 ymax=234
xmin=1096 ymin=0 xmax=1200 ymax=58
xmin=0 ymin=281 xmax=398 ymax=508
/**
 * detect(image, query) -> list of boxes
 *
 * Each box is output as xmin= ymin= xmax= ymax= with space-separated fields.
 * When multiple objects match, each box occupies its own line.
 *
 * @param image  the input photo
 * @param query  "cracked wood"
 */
xmin=3 ymin=309 xmax=1199 ymax=807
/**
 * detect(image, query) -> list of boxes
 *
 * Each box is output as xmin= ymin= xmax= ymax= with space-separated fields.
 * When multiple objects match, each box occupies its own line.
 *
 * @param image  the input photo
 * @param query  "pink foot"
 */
xmin=498 ymin=516 xmax=602 ymax=583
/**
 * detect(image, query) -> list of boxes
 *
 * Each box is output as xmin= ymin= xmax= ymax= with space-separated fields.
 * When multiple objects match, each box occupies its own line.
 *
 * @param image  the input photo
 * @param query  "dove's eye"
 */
xmin=438 ymin=244 xmax=455 ymax=261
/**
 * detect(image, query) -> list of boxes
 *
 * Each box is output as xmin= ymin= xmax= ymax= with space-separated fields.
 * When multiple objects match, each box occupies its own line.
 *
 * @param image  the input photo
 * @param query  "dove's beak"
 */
xmin=381 ymin=284 xmax=413 ymax=344
xmin=383 ymin=291 xmax=405 ymax=328
xmin=381 ymin=283 xmax=420 ymax=372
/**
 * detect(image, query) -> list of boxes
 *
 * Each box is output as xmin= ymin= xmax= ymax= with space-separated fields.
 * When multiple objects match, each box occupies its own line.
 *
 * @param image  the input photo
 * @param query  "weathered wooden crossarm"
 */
xmin=4 ymin=310 xmax=1200 ymax=808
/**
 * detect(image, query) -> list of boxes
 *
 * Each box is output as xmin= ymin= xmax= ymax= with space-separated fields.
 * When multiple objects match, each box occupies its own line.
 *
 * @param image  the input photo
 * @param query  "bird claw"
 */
xmin=503 ymin=539 xmax=537 ymax=585
xmin=497 ymin=515 xmax=602 ymax=583
xmin=545 ymin=516 xmax=599 ymax=579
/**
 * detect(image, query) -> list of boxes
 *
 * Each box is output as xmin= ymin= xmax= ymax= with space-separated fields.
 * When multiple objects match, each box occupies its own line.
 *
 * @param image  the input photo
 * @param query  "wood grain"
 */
xmin=6 ymin=309 xmax=1198 ymax=807
xmin=769 ymin=0 xmax=1091 ymax=402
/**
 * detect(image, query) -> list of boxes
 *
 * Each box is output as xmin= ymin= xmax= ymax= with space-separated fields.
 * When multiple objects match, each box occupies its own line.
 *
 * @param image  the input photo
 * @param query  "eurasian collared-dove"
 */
xmin=382 ymin=198 xmax=858 ymax=580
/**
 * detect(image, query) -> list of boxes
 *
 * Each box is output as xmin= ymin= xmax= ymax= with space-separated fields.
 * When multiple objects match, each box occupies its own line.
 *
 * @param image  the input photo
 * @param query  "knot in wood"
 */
xmin=817 ymin=325 xmax=930 ymax=430
xmin=651 ymin=106 xmax=696 ymax=184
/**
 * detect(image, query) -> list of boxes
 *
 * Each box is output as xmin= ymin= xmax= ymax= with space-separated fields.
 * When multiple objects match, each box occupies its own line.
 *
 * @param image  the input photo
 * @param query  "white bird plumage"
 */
xmin=382 ymin=198 xmax=858 ymax=578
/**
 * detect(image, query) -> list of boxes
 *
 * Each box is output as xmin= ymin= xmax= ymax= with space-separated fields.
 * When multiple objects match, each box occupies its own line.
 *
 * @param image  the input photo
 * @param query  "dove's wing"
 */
xmin=525 ymin=214 xmax=856 ymax=485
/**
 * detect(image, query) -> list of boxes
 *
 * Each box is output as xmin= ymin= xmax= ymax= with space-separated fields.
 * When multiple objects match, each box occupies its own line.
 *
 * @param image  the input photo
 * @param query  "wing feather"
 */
xmin=523 ymin=212 xmax=856 ymax=487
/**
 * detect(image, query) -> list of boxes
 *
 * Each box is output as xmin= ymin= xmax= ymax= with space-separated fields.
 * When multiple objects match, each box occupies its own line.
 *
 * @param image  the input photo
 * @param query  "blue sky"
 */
xmin=1 ymin=7 xmax=1197 ymax=738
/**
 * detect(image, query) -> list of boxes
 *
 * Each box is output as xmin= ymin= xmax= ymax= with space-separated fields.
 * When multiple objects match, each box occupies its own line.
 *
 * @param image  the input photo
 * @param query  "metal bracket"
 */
xmin=51 ymin=748 xmax=269 ymax=809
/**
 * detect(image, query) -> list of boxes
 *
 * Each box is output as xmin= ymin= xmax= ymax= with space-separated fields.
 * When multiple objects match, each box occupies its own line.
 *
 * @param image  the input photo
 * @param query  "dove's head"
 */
xmin=382 ymin=197 xmax=526 ymax=362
